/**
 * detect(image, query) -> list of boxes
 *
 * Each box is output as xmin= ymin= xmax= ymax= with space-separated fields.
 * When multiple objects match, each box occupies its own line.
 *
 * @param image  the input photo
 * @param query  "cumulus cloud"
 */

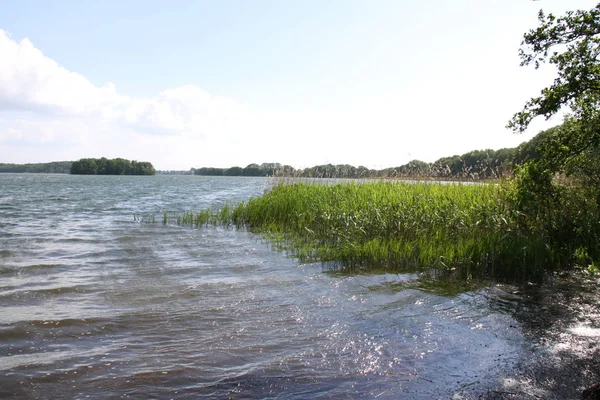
xmin=0 ymin=29 xmax=468 ymax=169
xmin=0 ymin=30 xmax=246 ymax=138
xmin=120 ymin=85 xmax=247 ymax=137
xmin=0 ymin=118 xmax=90 ymax=146
xmin=0 ymin=30 xmax=123 ymax=117
xmin=0 ymin=28 xmax=557 ymax=170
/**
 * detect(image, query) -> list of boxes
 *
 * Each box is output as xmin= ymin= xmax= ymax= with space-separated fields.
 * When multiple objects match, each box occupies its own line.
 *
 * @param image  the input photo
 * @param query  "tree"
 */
xmin=70 ymin=158 xmax=98 ymax=174
xmin=506 ymin=4 xmax=600 ymax=268
xmin=259 ymin=163 xmax=282 ymax=176
xmin=508 ymin=4 xmax=600 ymax=178
xmin=509 ymin=4 xmax=600 ymax=131
xmin=243 ymin=164 xmax=263 ymax=177
xmin=225 ymin=166 xmax=243 ymax=176
xmin=70 ymin=158 xmax=155 ymax=175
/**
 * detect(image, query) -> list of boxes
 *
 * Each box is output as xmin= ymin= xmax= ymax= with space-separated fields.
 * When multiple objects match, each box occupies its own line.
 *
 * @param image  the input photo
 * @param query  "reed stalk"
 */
xmin=156 ymin=180 xmax=598 ymax=280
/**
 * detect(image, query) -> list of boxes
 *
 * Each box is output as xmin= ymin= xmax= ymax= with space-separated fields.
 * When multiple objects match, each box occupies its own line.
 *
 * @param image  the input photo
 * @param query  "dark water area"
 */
xmin=0 ymin=174 xmax=598 ymax=399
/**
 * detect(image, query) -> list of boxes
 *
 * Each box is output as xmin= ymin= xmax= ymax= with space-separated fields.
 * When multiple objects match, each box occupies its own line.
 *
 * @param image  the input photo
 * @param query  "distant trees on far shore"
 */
xmin=190 ymin=127 xmax=553 ymax=180
xmin=0 ymin=161 xmax=72 ymax=174
xmin=70 ymin=158 xmax=156 ymax=175
xmin=193 ymin=163 xmax=286 ymax=177
xmin=1 ymin=125 xmax=557 ymax=180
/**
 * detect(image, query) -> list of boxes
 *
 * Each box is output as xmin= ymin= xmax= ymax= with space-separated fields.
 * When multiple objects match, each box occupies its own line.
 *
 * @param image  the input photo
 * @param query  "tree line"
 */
xmin=0 ymin=125 xmax=559 ymax=180
xmin=0 ymin=161 xmax=72 ymax=174
xmin=190 ymin=130 xmax=552 ymax=180
xmin=70 ymin=158 xmax=156 ymax=175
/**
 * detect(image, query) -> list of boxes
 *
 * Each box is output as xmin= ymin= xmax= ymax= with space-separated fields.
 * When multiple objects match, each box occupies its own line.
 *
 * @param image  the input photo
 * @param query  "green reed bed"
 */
xmin=170 ymin=181 xmax=565 ymax=279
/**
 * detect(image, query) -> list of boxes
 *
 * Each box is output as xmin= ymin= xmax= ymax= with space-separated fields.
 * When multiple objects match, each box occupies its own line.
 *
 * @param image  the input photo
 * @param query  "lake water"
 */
xmin=1 ymin=174 xmax=598 ymax=399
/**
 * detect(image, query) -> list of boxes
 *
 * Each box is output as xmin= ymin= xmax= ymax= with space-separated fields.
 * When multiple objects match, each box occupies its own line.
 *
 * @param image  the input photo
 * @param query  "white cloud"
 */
xmin=0 ymin=118 xmax=90 ymax=146
xmin=120 ymin=85 xmax=248 ymax=137
xmin=0 ymin=30 xmax=247 ymax=140
xmin=0 ymin=30 xmax=123 ymax=117
xmin=0 ymin=27 xmax=564 ymax=170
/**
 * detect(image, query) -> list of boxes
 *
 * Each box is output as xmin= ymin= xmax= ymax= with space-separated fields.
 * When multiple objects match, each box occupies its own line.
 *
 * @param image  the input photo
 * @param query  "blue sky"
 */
xmin=1 ymin=0 xmax=598 ymax=170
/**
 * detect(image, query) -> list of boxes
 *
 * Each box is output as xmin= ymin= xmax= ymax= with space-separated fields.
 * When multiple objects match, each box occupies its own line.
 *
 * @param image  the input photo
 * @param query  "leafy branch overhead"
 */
xmin=508 ymin=4 xmax=600 ymax=133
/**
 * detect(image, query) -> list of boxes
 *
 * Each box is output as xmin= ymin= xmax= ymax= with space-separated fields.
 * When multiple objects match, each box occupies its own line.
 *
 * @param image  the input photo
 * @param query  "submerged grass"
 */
xmin=162 ymin=180 xmax=576 ymax=280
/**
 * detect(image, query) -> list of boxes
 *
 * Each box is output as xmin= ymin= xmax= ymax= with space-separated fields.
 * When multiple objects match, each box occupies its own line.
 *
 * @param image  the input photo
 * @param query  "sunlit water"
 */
xmin=0 ymin=174 xmax=598 ymax=399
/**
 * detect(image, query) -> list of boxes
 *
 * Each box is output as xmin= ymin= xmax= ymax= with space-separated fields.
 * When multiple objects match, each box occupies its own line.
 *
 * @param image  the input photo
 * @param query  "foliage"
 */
xmin=194 ymin=163 xmax=284 ymax=177
xmin=159 ymin=179 xmax=600 ymax=280
xmin=502 ymin=3 xmax=600 ymax=271
xmin=0 ymin=161 xmax=72 ymax=174
xmin=189 ymin=131 xmax=576 ymax=181
xmin=71 ymin=158 xmax=98 ymax=175
xmin=225 ymin=166 xmax=243 ymax=176
xmin=167 ymin=181 xmax=559 ymax=280
xmin=510 ymin=165 xmax=600 ymax=263
xmin=191 ymin=145 xmax=527 ymax=181
xmin=194 ymin=167 xmax=226 ymax=176
xmin=70 ymin=157 xmax=156 ymax=175
xmin=148 ymin=4 xmax=600 ymax=281
xmin=508 ymin=3 xmax=600 ymax=182
xmin=508 ymin=4 xmax=600 ymax=133
xmin=431 ymin=148 xmax=516 ymax=180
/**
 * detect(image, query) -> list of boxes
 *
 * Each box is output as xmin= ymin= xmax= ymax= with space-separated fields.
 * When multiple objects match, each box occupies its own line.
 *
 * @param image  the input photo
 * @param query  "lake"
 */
xmin=1 ymin=174 xmax=598 ymax=399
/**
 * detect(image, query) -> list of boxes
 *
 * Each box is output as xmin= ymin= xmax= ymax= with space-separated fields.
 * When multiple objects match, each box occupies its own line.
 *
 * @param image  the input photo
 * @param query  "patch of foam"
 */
xmin=500 ymin=377 xmax=552 ymax=398
xmin=568 ymin=324 xmax=600 ymax=337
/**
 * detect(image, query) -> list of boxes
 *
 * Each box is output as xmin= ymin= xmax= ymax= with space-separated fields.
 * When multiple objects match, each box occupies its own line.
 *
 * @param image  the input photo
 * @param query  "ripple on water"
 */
xmin=0 ymin=249 xmax=15 ymax=258
xmin=2 ymin=175 xmax=598 ymax=399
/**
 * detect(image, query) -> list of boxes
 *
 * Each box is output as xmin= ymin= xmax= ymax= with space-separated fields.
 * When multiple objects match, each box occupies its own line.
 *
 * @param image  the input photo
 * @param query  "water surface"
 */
xmin=0 ymin=174 xmax=598 ymax=399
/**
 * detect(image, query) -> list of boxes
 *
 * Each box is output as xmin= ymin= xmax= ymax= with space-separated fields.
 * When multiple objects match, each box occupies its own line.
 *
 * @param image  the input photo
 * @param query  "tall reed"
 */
xmin=172 ymin=181 xmax=563 ymax=279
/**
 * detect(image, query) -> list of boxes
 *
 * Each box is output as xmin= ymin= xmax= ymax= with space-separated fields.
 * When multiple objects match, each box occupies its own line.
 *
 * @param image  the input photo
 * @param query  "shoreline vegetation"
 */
xmin=147 ymin=112 xmax=600 ymax=283
xmin=0 ymin=124 xmax=551 ymax=180
xmin=187 ymin=127 xmax=548 ymax=180
xmin=4 ymin=4 xmax=599 ymax=396
xmin=70 ymin=158 xmax=156 ymax=175
xmin=7 ymin=1 xmax=600 ymax=286
xmin=0 ymin=157 xmax=156 ymax=175
xmin=0 ymin=161 xmax=72 ymax=174
xmin=155 ymin=178 xmax=599 ymax=282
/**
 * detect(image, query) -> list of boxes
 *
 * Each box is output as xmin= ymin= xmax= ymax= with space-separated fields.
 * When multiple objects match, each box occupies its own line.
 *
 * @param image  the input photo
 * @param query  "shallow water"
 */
xmin=0 ymin=174 xmax=598 ymax=399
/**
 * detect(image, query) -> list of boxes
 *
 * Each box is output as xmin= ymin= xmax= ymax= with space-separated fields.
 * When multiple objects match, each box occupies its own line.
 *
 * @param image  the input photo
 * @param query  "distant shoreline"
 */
xmin=0 ymin=125 xmax=555 ymax=180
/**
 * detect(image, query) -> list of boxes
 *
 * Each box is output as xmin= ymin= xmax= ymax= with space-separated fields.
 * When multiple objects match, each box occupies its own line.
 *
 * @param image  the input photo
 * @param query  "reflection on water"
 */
xmin=0 ymin=174 xmax=598 ymax=399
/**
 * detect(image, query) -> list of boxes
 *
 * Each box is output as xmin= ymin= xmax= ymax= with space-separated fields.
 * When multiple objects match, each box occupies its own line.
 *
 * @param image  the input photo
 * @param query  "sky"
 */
xmin=0 ymin=0 xmax=598 ymax=170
